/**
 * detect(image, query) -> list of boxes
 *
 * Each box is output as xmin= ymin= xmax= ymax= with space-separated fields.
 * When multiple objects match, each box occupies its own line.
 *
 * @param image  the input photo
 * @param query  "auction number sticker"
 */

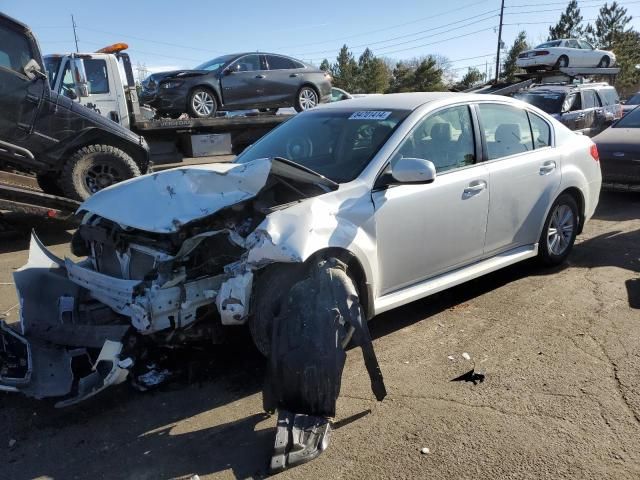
xmin=349 ymin=111 xmax=392 ymax=120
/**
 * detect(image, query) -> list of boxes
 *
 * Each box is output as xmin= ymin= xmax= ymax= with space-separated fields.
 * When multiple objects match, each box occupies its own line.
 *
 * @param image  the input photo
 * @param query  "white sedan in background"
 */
xmin=516 ymin=39 xmax=616 ymax=71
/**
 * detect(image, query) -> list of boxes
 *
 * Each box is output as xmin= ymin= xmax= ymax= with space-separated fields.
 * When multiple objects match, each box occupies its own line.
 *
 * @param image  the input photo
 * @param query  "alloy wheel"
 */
xmin=299 ymin=88 xmax=318 ymax=110
xmin=84 ymin=163 xmax=123 ymax=193
xmin=547 ymin=204 xmax=574 ymax=256
xmin=192 ymin=91 xmax=215 ymax=116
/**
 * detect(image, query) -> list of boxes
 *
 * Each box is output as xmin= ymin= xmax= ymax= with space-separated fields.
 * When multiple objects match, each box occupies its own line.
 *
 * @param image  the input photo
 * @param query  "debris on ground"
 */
xmin=462 ymin=352 xmax=471 ymax=361
xmin=421 ymin=447 xmax=430 ymax=454
xmin=451 ymin=369 xmax=485 ymax=385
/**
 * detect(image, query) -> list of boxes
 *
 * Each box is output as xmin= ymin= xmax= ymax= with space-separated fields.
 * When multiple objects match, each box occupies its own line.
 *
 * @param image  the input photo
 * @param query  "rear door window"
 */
xmin=0 ymin=24 xmax=33 ymax=75
xmin=478 ymin=104 xmax=533 ymax=160
xmin=266 ymin=55 xmax=296 ymax=70
xmin=566 ymin=40 xmax=580 ymax=49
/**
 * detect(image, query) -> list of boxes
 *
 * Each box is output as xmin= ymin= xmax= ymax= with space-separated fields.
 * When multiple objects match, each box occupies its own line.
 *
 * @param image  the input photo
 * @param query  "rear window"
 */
xmin=614 ymin=107 xmax=640 ymax=128
xmin=514 ymin=91 xmax=566 ymax=114
xmin=535 ymin=41 xmax=561 ymax=48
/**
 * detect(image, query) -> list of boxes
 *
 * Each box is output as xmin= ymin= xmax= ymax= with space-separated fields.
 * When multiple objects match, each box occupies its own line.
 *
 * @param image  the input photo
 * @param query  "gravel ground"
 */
xmin=0 ymin=191 xmax=639 ymax=480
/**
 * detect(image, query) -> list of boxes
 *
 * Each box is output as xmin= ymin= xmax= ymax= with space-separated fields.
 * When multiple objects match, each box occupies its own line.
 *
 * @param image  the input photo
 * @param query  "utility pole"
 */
xmin=71 ymin=14 xmax=79 ymax=53
xmin=494 ymin=0 xmax=505 ymax=84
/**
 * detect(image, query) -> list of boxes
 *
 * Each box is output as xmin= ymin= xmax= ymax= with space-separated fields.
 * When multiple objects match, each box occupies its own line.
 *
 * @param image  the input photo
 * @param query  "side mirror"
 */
xmin=390 ymin=157 xmax=436 ymax=184
xmin=23 ymin=59 xmax=47 ymax=81
xmin=70 ymin=58 xmax=90 ymax=97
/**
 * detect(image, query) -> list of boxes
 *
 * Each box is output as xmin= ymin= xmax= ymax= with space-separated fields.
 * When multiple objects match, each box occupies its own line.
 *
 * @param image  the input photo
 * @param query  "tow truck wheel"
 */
xmin=60 ymin=144 xmax=141 ymax=201
xmin=36 ymin=172 xmax=64 ymax=197
xmin=264 ymin=258 xmax=357 ymax=417
xmin=188 ymin=87 xmax=217 ymax=118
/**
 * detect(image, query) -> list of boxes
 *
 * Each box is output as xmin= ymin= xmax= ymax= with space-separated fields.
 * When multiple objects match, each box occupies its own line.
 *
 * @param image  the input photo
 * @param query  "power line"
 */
xmin=79 ymin=39 xmax=201 ymax=63
xmin=292 ymin=12 xmax=498 ymax=57
xmin=272 ymin=0 xmax=491 ymax=50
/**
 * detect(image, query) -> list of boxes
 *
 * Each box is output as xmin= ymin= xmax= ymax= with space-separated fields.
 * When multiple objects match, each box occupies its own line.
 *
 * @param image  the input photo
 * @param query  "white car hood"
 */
xmin=78 ymin=159 xmax=273 ymax=233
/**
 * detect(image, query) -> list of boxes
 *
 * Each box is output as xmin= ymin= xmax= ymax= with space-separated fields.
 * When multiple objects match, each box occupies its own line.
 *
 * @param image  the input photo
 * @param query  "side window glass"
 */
xmin=478 ymin=104 xmax=533 ymax=160
xmin=84 ymin=59 xmax=109 ymax=94
xmin=267 ymin=55 xmax=295 ymax=70
xmin=528 ymin=112 xmax=551 ymax=149
xmin=567 ymin=40 xmax=580 ymax=48
xmin=395 ymin=105 xmax=476 ymax=173
xmin=0 ymin=25 xmax=34 ymax=74
xmin=568 ymin=94 xmax=582 ymax=111
xmin=582 ymin=90 xmax=596 ymax=109
xmin=234 ymin=54 xmax=261 ymax=72
xmin=61 ymin=61 xmax=73 ymax=91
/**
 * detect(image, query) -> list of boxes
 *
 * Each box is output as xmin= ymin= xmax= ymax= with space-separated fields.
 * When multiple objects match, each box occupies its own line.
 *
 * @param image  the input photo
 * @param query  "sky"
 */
xmin=3 ymin=0 xmax=640 ymax=81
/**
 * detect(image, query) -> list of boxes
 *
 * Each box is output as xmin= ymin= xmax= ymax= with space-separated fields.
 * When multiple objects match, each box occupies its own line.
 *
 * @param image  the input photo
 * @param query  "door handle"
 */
xmin=255 ymin=74 xmax=265 ymax=79
xmin=463 ymin=181 xmax=487 ymax=198
xmin=289 ymin=73 xmax=300 ymax=77
xmin=539 ymin=160 xmax=557 ymax=175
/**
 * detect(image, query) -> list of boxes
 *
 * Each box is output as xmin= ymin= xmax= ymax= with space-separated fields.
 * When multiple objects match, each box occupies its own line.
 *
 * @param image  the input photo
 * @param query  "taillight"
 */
xmin=590 ymin=144 xmax=599 ymax=162
xmin=534 ymin=50 xmax=550 ymax=56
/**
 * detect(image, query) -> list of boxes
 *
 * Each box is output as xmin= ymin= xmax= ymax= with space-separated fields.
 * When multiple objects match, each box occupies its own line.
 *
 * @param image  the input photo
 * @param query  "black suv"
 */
xmin=514 ymin=83 xmax=622 ymax=137
xmin=0 ymin=13 xmax=149 ymax=200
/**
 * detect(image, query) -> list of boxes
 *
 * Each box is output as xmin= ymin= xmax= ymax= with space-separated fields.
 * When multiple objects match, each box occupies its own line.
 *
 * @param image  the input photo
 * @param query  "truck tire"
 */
xmin=187 ymin=87 xmax=218 ymax=118
xmin=538 ymin=193 xmax=579 ymax=266
xmin=60 ymin=145 xmax=141 ymax=201
xmin=264 ymin=258 xmax=357 ymax=417
xmin=36 ymin=173 xmax=64 ymax=197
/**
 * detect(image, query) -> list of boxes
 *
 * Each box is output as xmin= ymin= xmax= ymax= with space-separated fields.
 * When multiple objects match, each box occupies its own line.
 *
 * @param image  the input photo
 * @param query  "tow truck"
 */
xmin=43 ymin=43 xmax=292 ymax=164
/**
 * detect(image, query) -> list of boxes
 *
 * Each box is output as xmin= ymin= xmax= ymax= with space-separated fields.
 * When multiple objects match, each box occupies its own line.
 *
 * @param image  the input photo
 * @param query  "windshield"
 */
xmin=535 ymin=41 xmax=561 ymax=48
xmin=514 ymin=91 xmax=566 ymax=114
xmin=44 ymin=56 xmax=62 ymax=89
xmin=194 ymin=54 xmax=236 ymax=71
xmin=614 ymin=106 xmax=640 ymax=127
xmin=627 ymin=93 xmax=640 ymax=105
xmin=235 ymin=109 xmax=410 ymax=183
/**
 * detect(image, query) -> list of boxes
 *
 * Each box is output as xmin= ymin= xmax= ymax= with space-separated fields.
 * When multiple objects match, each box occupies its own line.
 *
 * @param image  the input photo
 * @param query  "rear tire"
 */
xmin=36 ymin=172 xmax=64 ymax=197
xmin=598 ymin=56 xmax=611 ymax=68
xmin=294 ymin=86 xmax=319 ymax=112
xmin=60 ymin=145 xmax=141 ymax=201
xmin=187 ymin=87 xmax=217 ymax=118
xmin=538 ymin=193 xmax=579 ymax=266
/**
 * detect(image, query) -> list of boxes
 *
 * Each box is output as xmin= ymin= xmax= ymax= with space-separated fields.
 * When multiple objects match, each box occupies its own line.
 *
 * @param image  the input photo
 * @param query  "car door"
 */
xmin=264 ymin=54 xmax=303 ymax=105
xmin=479 ymin=103 xmax=561 ymax=255
xmin=561 ymin=92 xmax=587 ymax=133
xmin=581 ymin=89 xmax=601 ymax=136
xmin=0 ymin=18 xmax=45 ymax=159
xmin=372 ymin=104 xmax=490 ymax=295
xmin=219 ymin=54 xmax=266 ymax=108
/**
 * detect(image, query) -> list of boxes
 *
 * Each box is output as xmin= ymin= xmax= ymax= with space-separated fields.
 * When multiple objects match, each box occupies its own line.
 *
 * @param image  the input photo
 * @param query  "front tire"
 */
xmin=294 ymin=86 xmax=319 ymax=112
xmin=187 ymin=87 xmax=217 ymax=118
xmin=36 ymin=172 xmax=64 ymax=197
xmin=60 ymin=145 xmax=141 ymax=201
xmin=598 ymin=56 xmax=611 ymax=68
xmin=538 ymin=194 xmax=579 ymax=266
xmin=264 ymin=259 xmax=358 ymax=417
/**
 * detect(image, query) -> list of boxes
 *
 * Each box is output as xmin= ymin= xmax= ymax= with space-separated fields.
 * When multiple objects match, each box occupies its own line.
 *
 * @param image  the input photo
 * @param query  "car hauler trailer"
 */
xmin=43 ymin=44 xmax=293 ymax=164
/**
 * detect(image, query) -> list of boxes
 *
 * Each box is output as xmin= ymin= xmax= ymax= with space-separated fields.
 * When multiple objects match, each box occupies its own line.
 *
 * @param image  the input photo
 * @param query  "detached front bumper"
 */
xmin=0 ymin=233 xmax=254 ymax=406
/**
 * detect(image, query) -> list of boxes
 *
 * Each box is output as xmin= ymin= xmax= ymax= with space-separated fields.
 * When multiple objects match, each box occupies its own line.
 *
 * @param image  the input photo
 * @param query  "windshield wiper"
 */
xmin=271 ymin=157 xmax=339 ymax=190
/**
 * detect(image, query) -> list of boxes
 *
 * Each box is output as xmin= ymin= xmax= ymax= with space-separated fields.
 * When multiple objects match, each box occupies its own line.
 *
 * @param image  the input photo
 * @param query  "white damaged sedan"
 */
xmin=516 ymin=38 xmax=616 ymax=71
xmin=0 ymin=92 xmax=601 ymax=469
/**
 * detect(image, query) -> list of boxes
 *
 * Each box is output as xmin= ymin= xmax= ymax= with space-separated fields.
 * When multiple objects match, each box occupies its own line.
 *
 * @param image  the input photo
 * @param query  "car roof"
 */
xmin=318 ymin=92 xmax=477 ymax=111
